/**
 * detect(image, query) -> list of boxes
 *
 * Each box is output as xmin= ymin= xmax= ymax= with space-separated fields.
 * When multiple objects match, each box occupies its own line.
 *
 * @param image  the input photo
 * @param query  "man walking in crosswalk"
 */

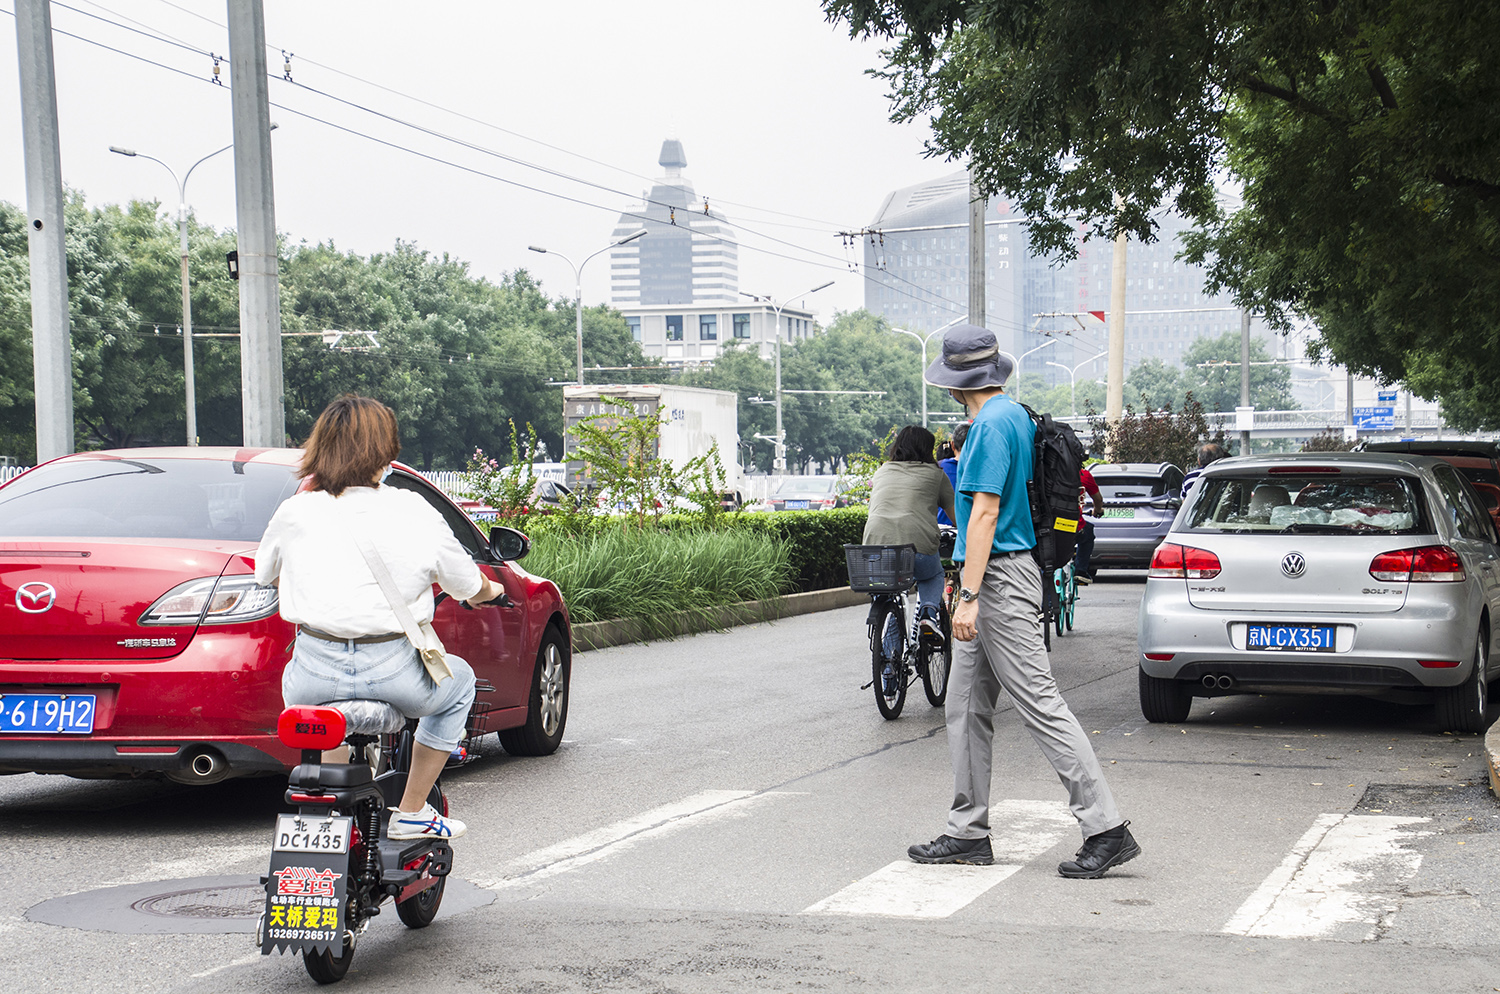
xmin=907 ymin=324 xmax=1140 ymax=879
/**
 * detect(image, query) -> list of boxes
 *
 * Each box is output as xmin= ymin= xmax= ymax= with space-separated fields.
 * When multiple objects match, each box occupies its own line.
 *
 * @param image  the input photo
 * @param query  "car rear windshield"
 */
xmin=1184 ymin=473 xmax=1428 ymax=535
xmin=777 ymin=478 xmax=836 ymax=495
xmin=0 ymin=458 xmax=300 ymax=541
xmin=1097 ymin=476 xmax=1169 ymax=499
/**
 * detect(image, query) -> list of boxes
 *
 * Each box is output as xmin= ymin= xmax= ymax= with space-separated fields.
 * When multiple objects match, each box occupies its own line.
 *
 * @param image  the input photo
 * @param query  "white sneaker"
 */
xmin=388 ymin=802 xmax=466 ymax=840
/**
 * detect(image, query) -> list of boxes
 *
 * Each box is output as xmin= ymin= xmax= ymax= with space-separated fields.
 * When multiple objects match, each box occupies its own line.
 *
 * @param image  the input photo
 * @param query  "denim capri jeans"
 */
xmin=282 ymin=633 xmax=477 ymax=752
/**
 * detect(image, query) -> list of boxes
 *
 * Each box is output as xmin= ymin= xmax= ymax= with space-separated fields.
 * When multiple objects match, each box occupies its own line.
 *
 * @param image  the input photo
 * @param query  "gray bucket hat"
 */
xmin=922 ymin=324 xmax=1014 ymax=391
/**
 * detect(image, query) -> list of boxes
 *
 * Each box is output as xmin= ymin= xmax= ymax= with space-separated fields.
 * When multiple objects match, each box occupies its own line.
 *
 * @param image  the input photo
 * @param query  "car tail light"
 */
xmin=1143 ymin=653 xmax=1175 ymax=661
xmin=139 ymin=575 xmax=279 ymax=626
xmin=1148 ymin=543 xmax=1221 ymax=579
xmin=1369 ymin=545 xmax=1466 ymax=582
xmin=1419 ymin=659 xmax=1461 ymax=668
xmin=277 ymin=706 xmax=347 ymax=750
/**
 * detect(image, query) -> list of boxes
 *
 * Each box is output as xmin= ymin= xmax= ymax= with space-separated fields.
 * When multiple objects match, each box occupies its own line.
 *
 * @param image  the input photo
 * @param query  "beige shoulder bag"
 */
xmin=351 ymin=532 xmax=453 ymax=685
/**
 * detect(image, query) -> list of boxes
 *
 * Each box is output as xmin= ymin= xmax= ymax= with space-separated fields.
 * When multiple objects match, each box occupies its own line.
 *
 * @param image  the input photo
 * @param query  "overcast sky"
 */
xmin=0 ymin=0 xmax=949 ymax=319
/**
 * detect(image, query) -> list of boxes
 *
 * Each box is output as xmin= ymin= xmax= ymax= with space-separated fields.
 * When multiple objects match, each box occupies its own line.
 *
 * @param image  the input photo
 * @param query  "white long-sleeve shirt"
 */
xmin=254 ymin=485 xmax=484 ymax=637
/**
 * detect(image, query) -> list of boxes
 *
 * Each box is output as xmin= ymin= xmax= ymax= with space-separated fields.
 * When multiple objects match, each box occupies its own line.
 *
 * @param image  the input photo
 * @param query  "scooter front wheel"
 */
xmin=303 ymin=938 xmax=355 ymax=985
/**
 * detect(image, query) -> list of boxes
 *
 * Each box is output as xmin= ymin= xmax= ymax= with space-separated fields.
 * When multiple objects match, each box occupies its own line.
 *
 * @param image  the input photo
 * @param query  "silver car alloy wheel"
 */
xmin=539 ymin=642 xmax=566 ymax=737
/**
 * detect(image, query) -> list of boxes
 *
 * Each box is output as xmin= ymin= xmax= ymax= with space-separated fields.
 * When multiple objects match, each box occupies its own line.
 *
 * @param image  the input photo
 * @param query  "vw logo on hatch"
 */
xmin=1281 ymin=552 xmax=1307 ymax=579
xmin=15 ymin=581 xmax=58 ymax=613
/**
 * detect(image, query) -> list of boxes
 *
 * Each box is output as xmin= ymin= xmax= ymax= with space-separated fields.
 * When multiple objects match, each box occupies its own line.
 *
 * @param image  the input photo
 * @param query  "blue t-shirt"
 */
xmin=954 ymin=394 xmax=1037 ymax=560
xmin=936 ymin=457 xmax=959 ymax=526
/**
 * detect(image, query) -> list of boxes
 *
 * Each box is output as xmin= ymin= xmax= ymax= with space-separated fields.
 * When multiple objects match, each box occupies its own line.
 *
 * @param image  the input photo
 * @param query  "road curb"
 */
xmin=571 ymin=586 xmax=868 ymax=653
xmin=1487 ymin=722 xmax=1500 ymax=800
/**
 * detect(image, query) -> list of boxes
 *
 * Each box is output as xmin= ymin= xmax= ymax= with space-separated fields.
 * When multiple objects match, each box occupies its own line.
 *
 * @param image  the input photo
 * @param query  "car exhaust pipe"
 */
xmin=168 ymin=748 xmax=229 ymax=785
xmin=1216 ymin=674 xmax=1235 ymax=690
xmin=1202 ymin=674 xmax=1219 ymax=689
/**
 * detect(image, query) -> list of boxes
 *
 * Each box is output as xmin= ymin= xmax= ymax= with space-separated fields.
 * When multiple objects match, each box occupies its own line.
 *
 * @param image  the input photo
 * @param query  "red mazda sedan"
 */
xmin=0 ymin=447 xmax=571 ymax=783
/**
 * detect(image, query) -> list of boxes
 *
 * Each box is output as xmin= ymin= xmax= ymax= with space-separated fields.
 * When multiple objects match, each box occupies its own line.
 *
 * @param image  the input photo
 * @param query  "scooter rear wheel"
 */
xmin=396 ymin=874 xmax=446 ymax=928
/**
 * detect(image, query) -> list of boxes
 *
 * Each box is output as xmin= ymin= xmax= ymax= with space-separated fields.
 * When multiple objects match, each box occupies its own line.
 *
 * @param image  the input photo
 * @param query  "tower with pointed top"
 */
xmin=610 ymin=139 xmax=738 ymax=307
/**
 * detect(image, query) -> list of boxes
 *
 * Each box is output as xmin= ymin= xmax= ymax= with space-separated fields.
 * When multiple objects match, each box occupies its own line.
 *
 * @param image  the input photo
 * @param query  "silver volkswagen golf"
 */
xmin=1138 ymin=452 xmax=1497 ymax=732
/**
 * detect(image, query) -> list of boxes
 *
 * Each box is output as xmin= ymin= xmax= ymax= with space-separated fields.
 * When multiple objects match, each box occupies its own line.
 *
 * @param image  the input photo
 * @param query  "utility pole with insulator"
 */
xmin=228 ymin=0 xmax=285 ymax=447
xmin=15 ymin=0 xmax=74 ymax=461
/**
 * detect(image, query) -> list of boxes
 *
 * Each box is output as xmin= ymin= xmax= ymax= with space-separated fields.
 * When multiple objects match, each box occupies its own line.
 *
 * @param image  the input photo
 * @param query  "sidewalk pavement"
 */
xmin=572 ymin=586 xmax=867 ymax=653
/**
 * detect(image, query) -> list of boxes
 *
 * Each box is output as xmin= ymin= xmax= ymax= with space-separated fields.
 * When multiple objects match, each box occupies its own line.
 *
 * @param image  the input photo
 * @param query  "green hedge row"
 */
xmin=503 ymin=507 xmax=868 ymax=592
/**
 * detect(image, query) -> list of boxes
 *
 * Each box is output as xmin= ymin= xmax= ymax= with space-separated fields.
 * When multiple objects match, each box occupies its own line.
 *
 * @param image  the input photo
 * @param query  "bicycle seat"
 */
xmin=320 ymin=700 xmax=408 ymax=737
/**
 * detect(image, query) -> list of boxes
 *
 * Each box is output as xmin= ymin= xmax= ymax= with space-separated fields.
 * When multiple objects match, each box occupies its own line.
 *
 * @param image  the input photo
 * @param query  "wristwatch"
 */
xmin=958 ymin=587 xmax=979 ymax=603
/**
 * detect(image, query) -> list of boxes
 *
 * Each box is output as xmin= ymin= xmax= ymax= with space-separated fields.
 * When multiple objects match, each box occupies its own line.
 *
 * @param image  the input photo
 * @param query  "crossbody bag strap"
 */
xmin=350 ymin=530 xmax=431 ymax=650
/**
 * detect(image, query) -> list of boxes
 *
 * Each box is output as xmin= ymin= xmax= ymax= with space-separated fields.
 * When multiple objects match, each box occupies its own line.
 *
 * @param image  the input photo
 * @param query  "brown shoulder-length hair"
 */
xmin=298 ymin=395 xmax=402 ymax=496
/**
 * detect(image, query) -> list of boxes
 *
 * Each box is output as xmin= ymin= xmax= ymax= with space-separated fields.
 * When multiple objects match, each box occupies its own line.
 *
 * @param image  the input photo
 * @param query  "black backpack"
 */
xmin=1018 ymin=402 xmax=1086 ymax=572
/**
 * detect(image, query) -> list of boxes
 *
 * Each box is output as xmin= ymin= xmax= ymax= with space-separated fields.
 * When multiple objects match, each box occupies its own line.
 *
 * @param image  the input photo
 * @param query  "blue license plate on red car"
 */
xmin=1247 ymin=625 xmax=1335 ymax=652
xmin=0 ymin=694 xmax=97 ymax=733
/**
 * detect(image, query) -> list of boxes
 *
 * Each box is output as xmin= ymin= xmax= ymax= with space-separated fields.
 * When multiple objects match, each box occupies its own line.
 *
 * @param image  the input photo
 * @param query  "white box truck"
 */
xmin=561 ymin=384 xmax=741 ymax=499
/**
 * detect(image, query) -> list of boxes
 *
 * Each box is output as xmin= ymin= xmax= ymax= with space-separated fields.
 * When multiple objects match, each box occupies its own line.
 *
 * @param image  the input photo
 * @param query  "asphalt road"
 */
xmin=3 ymin=574 xmax=1498 ymax=993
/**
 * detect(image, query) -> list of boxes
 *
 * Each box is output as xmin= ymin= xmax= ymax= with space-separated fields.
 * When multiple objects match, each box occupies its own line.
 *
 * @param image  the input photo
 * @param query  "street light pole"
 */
xmin=529 ymin=228 xmax=647 ymax=385
xmin=764 ymin=282 xmax=833 ymax=473
xmin=111 ymin=139 xmax=256 ymax=444
xmin=1001 ymin=338 xmax=1060 ymax=401
xmin=1046 ymin=350 xmax=1108 ymax=417
xmin=893 ymin=314 xmax=966 ymax=429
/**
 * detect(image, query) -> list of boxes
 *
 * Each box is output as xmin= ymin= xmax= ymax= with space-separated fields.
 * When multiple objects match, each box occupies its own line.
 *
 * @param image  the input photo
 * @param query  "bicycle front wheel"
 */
xmin=870 ymin=600 xmax=907 ymax=720
xmin=1063 ymin=569 xmax=1078 ymax=632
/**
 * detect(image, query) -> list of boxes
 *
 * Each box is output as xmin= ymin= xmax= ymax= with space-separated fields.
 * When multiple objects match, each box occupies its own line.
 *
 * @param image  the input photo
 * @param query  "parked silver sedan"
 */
xmin=1138 ymin=452 xmax=1498 ymax=732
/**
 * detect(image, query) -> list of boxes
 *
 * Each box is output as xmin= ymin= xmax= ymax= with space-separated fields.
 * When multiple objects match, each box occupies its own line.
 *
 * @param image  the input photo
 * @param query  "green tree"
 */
xmin=1178 ymin=332 xmax=1294 ymax=413
xmin=825 ymin=0 xmax=1500 ymax=426
xmin=1125 ymin=358 xmax=1182 ymax=411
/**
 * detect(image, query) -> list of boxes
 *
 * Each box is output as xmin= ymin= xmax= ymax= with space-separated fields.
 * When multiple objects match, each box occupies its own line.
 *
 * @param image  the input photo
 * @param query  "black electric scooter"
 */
xmin=258 ymin=701 xmax=453 ymax=984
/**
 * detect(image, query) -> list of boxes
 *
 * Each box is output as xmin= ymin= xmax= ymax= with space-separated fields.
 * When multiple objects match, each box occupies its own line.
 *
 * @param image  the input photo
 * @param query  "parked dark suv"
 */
xmin=1086 ymin=462 xmax=1186 ymax=569
xmin=1358 ymin=440 xmax=1500 ymax=529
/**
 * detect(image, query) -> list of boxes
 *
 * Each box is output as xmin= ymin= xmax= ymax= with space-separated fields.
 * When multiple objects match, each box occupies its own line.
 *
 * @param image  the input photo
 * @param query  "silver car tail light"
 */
xmin=1368 ymin=545 xmax=1466 ymax=583
xmin=1148 ymin=543 xmax=1222 ymax=579
xmin=139 ymin=575 xmax=280 ymax=625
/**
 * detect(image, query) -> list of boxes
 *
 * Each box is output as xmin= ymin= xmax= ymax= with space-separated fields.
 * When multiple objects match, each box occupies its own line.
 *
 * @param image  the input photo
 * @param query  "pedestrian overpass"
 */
xmin=1059 ymin=408 xmax=1476 ymax=442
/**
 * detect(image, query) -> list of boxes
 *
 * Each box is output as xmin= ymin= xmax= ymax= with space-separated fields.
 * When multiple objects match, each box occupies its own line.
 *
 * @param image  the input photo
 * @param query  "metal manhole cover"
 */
xmin=132 ymin=884 xmax=264 ymax=920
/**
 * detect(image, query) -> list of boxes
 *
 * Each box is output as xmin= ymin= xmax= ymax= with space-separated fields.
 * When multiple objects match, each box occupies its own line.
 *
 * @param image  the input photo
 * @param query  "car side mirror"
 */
xmin=488 ymin=526 xmax=530 ymax=562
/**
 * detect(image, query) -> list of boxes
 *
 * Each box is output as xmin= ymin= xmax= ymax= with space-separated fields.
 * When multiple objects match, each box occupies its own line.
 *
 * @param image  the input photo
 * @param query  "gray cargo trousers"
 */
xmin=946 ymin=551 xmax=1123 ymax=840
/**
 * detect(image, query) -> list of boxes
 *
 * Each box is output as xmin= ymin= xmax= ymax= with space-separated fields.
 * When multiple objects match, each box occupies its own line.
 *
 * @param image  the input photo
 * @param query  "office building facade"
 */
xmin=612 ymin=139 xmax=821 ymax=365
xmin=863 ymin=171 xmax=1254 ymax=386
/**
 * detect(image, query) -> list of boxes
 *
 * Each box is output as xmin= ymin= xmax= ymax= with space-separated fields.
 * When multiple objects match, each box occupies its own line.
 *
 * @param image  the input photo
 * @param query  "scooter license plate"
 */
xmin=273 ymin=814 xmax=352 ymax=854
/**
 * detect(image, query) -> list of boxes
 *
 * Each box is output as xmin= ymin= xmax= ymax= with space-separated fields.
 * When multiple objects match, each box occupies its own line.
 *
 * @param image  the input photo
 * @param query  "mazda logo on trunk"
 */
xmin=16 ymin=581 xmax=57 ymax=613
xmin=1281 ymin=552 xmax=1307 ymax=578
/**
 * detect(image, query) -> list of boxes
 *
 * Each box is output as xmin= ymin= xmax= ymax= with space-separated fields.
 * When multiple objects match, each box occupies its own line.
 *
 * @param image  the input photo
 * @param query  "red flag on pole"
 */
xmin=1088 ymin=310 xmax=1107 ymax=324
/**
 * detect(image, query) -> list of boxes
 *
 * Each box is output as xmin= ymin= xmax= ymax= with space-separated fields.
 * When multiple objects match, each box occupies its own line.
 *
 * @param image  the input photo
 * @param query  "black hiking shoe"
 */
xmin=907 ymin=834 xmax=994 ymax=865
xmin=1057 ymin=821 xmax=1141 ymax=878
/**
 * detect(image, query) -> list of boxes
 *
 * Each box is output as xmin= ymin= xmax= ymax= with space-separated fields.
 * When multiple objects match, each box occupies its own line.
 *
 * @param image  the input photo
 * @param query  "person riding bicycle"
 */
xmin=254 ymin=395 xmax=504 ymax=841
xmin=863 ymin=426 xmax=956 ymax=652
xmin=1073 ymin=465 xmax=1105 ymax=584
xmin=936 ymin=422 xmax=969 ymax=527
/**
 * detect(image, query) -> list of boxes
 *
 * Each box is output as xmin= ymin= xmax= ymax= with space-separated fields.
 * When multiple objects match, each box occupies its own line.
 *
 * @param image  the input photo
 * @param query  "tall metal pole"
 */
xmin=177 ymin=196 xmax=197 ymax=445
xmin=1105 ymin=195 xmax=1127 ymax=435
xmin=967 ymin=169 xmax=986 ymax=331
xmin=1239 ymin=309 xmax=1252 ymax=455
xmin=15 ymin=0 xmax=74 ymax=461
xmin=574 ymin=277 xmax=584 ymax=387
xmin=227 ymin=0 xmax=284 ymax=446
xmin=773 ymin=302 xmax=786 ymax=473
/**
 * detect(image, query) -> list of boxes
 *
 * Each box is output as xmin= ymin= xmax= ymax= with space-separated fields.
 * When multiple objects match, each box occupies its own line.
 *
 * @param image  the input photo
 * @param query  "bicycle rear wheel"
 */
xmin=870 ymin=600 xmax=907 ymax=719
xmin=1063 ymin=568 xmax=1078 ymax=632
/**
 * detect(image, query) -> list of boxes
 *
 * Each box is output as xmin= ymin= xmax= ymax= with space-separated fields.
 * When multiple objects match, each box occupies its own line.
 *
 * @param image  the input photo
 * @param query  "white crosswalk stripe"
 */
xmin=801 ymin=799 xmax=1075 ymax=919
xmin=1222 ymin=813 xmax=1432 ymax=941
xmin=474 ymin=789 xmax=800 ymax=892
